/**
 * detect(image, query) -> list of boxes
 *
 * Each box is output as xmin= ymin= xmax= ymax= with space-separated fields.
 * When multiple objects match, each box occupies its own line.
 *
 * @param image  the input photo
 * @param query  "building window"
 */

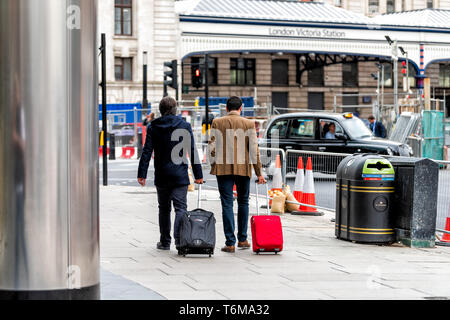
xmin=230 ymin=58 xmax=255 ymax=85
xmin=191 ymin=57 xmax=218 ymax=85
xmin=342 ymin=62 xmax=358 ymax=87
xmin=308 ymin=66 xmax=324 ymax=87
xmin=115 ymin=0 xmax=132 ymax=36
xmin=427 ymin=0 xmax=434 ymax=8
xmin=368 ymin=0 xmax=379 ymax=13
xmin=308 ymin=92 xmax=324 ymax=110
xmin=440 ymin=64 xmax=450 ymax=87
xmin=386 ymin=0 xmax=395 ymax=13
xmin=272 ymin=59 xmax=289 ymax=85
xmin=115 ymin=57 xmax=132 ymax=81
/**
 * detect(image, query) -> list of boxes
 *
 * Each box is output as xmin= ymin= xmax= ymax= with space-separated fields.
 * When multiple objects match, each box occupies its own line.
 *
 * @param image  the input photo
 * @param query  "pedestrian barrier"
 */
xmin=259 ymin=147 xmax=286 ymax=184
xmin=120 ymin=147 xmax=136 ymax=159
xmin=434 ymin=159 xmax=450 ymax=242
xmin=286 ymin=149 xmax=350 ymax=210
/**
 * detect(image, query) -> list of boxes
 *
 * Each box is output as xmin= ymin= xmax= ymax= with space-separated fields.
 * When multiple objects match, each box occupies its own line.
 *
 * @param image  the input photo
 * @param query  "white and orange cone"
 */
xmin=439 ymin=205 xmax=450 ymax=245
xmin=268 ymin=155 xmax=283 ymax=206
xmin=293 ymin=157 xmax=304 ymax=203
xmin=292 ymin=157 xmax=323 ymax=216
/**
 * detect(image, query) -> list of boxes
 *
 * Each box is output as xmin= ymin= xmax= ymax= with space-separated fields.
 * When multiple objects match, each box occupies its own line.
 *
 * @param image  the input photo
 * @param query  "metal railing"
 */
xmin=286 ymin=149 xmax=350 ymax=210
xmin=259 ymin=147 xmax=287 ymax=185
xmin=435 ymin=160 xmax=450 ymax=232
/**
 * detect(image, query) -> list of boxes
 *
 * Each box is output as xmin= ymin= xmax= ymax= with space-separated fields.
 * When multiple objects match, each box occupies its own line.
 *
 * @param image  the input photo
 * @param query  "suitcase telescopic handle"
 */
xmin=197 ymin=183 xmax=202 ymax=209
xmin=255 ymin=180 xmax=270 ymax=216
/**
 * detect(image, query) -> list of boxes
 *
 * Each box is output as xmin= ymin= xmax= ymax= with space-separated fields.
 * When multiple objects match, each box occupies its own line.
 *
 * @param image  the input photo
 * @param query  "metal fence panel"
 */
xmin=286 ymin=150 xmax=350 ymax=210
xmin=435 ymin=161 xmax=450 ymax=231
xmin=259 ymin=147 xmax=286 ymax=185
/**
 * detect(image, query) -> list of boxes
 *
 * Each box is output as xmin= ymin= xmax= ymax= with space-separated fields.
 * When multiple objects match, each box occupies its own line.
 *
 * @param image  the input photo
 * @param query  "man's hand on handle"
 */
xmin=195 ymin=178 xmax=204 ymax=184
xmin=138 ymin=178 xmax=146 ymax=186
xmin=257 ymin=176 xmax=267 ymax=184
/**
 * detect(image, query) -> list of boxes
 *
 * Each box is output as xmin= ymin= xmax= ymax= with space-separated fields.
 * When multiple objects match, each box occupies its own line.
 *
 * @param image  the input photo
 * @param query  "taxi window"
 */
xmin=320 ymin=119 xmax=343 ymax=140
xmin=289 ymin=119 xmax=315 ymax=139
xmin=268 ymin=119 xmax=288 ymax=138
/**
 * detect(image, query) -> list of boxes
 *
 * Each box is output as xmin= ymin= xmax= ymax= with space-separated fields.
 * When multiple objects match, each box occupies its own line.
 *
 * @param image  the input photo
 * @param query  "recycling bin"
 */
xmin=335 ymin=154 xmax=396 ymax=243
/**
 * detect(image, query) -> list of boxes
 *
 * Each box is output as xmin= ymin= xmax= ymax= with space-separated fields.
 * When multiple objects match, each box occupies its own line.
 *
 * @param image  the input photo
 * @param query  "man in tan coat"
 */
xmin=209 ymin=96 xmax=266 ymax=253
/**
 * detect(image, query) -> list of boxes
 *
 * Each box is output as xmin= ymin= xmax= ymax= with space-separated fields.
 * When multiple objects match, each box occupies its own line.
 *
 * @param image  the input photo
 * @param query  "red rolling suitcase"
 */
xmin=251 ymin=181 xmax=284 ymax=254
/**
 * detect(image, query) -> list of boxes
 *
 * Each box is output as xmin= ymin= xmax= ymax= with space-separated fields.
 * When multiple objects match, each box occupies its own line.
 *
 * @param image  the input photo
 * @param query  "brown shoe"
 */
xmin=237 ymin=241 xmax=251 ymax=249
xmin=221 ymin=245 xmax=235 ymax=253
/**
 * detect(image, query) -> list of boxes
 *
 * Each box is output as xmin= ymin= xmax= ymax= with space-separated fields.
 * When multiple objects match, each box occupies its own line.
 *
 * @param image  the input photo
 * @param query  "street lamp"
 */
xmin=385 ymin=35 xmax=399 ymax=119
xmin=143 ymin=51 xmax=148 ymax=110
xmin=372 ymin=72 xmax=380 ymax=119
xmin=385 ymin=35 xmax=393 ymax=46
xmin=375 ymin=62 xmax=385 ymax=121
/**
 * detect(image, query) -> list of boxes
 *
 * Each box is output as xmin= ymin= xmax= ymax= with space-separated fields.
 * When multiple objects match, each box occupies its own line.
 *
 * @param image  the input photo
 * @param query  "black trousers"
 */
xmin=156 ymin=185 xmax=188 ymax=246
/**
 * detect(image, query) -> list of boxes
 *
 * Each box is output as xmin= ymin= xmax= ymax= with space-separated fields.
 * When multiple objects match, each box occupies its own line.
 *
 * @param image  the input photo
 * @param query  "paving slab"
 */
xmin=100 ymin=185 xmax=450 ymax=300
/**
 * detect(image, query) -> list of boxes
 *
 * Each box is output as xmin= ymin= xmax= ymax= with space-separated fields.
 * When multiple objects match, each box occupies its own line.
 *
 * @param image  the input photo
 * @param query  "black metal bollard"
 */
xmin=137 ymin=133 xmax=143 ymax=159
xmin=109 ymin=134 xmax=116 ymax=160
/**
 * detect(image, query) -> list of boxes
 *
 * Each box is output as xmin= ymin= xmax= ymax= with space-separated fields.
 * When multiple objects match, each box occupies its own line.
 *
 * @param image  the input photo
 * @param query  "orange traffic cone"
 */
xmin=293 ymin=157 xmax=304 ymax=203
xmin=268 ymin=155 xmax=283 ymax=206
xmin=440 ymin=206 xmax=450 ymax=244
xmin=292 ymin=157 xmax=323 ymax=216
xmin=441 ymin=218 xmax=450 ymax=243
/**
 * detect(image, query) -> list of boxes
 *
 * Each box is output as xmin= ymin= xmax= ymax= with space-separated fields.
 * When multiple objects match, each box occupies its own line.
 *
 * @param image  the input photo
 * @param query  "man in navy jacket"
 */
xmin=368 ymin=115 xmax=387 ymax=138
xmin=138 ymin=97 xmax=203 ymax=250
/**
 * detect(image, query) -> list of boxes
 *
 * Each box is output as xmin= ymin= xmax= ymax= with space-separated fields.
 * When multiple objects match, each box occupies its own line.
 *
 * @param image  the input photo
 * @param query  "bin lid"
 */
xmin=337 ymin=154 xmax=395 ymax=181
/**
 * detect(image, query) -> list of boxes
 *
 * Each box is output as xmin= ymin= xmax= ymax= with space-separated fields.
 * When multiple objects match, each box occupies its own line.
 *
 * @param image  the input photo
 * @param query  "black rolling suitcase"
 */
xmin=178 ymin=184 xmax=216 ymax=257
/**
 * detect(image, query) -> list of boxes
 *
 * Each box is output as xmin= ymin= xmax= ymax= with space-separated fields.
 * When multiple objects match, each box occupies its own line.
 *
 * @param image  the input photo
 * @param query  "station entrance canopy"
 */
xmin=176 ymin=0 xmax=450 ymax=70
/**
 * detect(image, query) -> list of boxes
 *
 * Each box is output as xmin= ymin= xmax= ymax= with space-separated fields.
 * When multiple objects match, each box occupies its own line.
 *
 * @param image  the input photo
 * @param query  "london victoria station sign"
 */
xmin=269 ymin=27 xmax=346 ymax=39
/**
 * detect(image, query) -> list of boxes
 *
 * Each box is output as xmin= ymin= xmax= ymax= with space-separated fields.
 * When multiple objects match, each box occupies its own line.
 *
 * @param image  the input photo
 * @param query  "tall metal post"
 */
xmin=376 ymin=70 xmax=381 ymax=120
xmin=204 ymin=54 xmax=210 ymax=142
xmin=0 ymin=0 xmax=100 ymax=299
xmin=101 ymin=33 xmax=108 ymax=186
xmin=381 ymin=64 xmax=385 ymax=118
xmin=143 ymin=51 xmax=148 ymax=110
xmin=163 ymin=75 xmax=168 ymax=97
xmin=393 ymin=40 xmax=399 ymax=119
xmin=406 ymin=51 xmax=410 ymax=93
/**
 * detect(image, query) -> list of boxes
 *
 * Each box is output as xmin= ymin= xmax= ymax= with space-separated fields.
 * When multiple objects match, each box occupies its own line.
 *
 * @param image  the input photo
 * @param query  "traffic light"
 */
xmin=192 ymin=64 xmax=203 ymax=88
xmin=164 ymin=60 xmax=178 ymax=90
xmin=402 ymin=61 xmax=407 ymax=76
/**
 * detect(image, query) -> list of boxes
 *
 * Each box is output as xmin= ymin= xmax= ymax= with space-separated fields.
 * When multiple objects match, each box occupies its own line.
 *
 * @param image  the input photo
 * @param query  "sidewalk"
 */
xmin=100 ymin=185 xmax=450 ymax=300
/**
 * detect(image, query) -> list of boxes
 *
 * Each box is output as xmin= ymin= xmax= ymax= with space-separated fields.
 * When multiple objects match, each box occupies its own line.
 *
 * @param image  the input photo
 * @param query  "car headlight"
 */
xmin=386 ymin=147 xmax=394 ymax=156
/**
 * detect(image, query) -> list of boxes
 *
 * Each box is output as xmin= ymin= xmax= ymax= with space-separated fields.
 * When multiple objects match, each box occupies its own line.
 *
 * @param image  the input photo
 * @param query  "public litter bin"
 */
xmin=335 ymin=154 xmax=396 ymax=243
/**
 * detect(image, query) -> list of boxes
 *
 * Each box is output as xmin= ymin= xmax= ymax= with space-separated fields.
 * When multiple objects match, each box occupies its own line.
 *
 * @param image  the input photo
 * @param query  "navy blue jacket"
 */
xmin=370 ymin=120 xmax=387 ymax=138
xmin=137 ymin=115 xmax=203 ymax=188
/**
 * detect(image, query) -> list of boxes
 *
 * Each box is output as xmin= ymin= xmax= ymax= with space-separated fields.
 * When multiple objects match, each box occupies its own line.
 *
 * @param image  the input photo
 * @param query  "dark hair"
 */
xmin=368 ymin=115 xmax=375 ymax=120
xmin=159 ymin=96 xmax=177 ymax=116
xmin=226 ymin=96 xmax=242 ymax=111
